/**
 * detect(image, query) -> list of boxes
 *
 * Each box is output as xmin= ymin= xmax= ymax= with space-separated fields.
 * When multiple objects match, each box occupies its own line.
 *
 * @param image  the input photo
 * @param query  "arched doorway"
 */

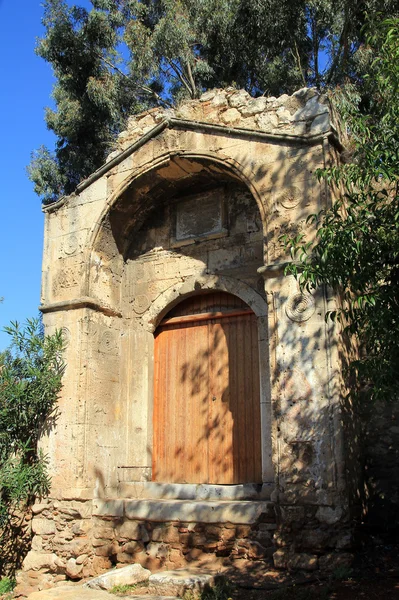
xmin=152 ymin=291 xmax=262 ymax=484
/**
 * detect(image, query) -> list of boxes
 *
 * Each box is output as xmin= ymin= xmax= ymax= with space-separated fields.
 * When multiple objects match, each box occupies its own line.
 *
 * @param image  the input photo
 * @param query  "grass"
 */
xmin=109 ymin=582 xmax=141 ymax=594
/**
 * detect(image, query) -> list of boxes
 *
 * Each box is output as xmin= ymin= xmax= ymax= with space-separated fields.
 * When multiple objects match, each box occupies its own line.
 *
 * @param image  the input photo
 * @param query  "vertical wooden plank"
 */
xmin=175 ymin=323 xmax=185 ymax=482
xmin=188 ymin=320 xmax=210 ymax=483
xmin=247 ymin=314 xmax=254 ymax=482
xmin=152 ymin=331 xmax=160 ymax=481
xmin=227 ymin=315 xmax=239 ymax=483
xmin=251 ymin=313 xmax=262 ymax=482
xmin=209 ymin=318 xmax=234 ymax=484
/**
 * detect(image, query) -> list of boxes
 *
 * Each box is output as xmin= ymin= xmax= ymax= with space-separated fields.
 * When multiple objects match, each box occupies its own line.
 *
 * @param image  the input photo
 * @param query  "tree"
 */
xmin=0 ymin=319 xmax=64 ymax=551
xmin=29 ymin=0 xmax=398 ymax=203
xmin=283 ymin=17 xmax=399 ymax=402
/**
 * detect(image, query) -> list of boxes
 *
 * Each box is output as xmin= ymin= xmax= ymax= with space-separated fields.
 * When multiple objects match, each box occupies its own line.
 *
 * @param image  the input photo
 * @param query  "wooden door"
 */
xmin=152 ymin=292 xmax=262 ymax=484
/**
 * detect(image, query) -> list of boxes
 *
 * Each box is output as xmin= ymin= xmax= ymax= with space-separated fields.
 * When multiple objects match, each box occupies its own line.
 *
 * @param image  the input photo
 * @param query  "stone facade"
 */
xmin=17 ymin=87 xmax=358 ymax=595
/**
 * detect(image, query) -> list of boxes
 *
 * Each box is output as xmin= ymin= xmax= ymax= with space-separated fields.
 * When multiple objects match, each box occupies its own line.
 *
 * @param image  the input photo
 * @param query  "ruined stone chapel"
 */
xmin=21 ymin=86 xmax=364 ymax=589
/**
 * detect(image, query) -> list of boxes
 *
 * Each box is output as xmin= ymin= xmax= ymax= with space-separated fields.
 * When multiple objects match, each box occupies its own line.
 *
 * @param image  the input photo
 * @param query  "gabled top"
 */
xmin=44 ymin=87 xmax=340 ymax=213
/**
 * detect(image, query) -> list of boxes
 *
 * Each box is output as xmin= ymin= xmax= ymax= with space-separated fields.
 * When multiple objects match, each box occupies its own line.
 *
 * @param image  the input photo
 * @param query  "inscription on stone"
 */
xmin=174 ymin=190 xmax=226 ymax=243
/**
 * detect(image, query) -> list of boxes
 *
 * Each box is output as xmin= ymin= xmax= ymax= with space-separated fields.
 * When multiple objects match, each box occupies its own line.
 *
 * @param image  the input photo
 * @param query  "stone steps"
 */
xmin=93 ymin=497 xmax=275 ymax=524
xmin=118 ymin=481 xmax=273 ymax=501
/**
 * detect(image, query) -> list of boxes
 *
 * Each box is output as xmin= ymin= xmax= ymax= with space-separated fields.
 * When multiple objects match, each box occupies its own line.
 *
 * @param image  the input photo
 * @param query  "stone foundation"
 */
xmin=15 ymin=493 xmax=356 ymax=597
xmin=15 ymin=497 xmax=276 ymax=596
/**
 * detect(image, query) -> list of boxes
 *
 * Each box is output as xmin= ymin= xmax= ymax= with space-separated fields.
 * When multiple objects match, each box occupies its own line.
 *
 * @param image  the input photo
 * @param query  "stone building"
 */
xmin=19 ymin=87 xmax=358 ymax=593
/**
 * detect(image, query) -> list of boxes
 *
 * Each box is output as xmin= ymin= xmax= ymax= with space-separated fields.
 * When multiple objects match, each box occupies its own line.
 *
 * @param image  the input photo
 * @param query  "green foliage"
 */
xmin=30 ymin=0 xmax=398 ymax=203
xmin=0 ymin=319 xmax=64 ymax=529
xmin=282 ymin=17 xmax=399 ymax=403
xmin=0 ymin=576 xmax=15 ymax=594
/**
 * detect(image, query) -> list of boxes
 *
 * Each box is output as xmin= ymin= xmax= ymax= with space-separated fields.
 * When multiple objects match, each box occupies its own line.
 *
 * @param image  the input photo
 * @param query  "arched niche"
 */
xmin=86 ymin=153 xmax=273 ymax=488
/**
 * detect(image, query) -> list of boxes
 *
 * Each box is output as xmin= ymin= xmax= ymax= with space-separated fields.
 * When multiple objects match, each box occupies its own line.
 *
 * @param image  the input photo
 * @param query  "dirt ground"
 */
xmin=113 ymin=542 xmax=399 ymax=600
xmin=230 ymin=542 xmax=399 ymax=600
xmin=3 ymin=542 xmax=399 ymax=599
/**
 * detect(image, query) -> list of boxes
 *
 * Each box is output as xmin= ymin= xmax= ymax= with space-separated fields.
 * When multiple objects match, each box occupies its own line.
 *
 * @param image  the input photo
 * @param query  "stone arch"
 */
xmin=83 ymin=140 xmax=273 ymax=485
xmin=143 ymin=273 xmax=268 ymax=333
xmin=88 ymin=149 xmax=267 ymax=265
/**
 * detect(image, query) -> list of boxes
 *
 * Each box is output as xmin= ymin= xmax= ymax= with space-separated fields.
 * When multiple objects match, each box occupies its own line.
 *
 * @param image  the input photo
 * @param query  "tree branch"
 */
xmin=293 ymin=40 xmax=307 ymax=87
xmin=185 ymin=59 xmax=197 ymax=98
xmin=168 ymin=60 xmax=192 ymax=96
xmin=96 ymin=52 xmax=173 ymax=108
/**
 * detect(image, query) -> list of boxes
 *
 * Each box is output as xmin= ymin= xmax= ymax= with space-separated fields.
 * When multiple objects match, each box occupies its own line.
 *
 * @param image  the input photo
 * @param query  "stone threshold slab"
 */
xmin=149 ymin=569 xmax=217 ymax=596
xmin=117 ymin=482 xmax=273 ymax=501
xmin=93 ymin=499 xmax=273 ymax=524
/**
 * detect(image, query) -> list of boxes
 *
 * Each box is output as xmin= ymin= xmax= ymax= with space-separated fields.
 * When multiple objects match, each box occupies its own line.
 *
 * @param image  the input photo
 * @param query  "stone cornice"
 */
xmin=42 ymin=117 xmax=342 ymax=213
xmin=39 ymin=297 xmax=122 ymax=318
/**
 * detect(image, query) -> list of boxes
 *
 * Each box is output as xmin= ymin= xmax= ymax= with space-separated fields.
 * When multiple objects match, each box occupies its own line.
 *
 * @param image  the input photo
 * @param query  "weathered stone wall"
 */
xmin=15 ymin=498 xmax=276 ymax=597
xmin=18 ymin=87 xmax=361 ymax=596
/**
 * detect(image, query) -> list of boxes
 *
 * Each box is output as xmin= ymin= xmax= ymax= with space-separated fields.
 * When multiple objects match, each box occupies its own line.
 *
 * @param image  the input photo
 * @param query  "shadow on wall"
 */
xmin=152 ymin=296 xmax=262 ymax=485
xmin=0 ymin=510 xmax=32 ymax=578
xmin=96 ymin=137 xmax=383 ymax=539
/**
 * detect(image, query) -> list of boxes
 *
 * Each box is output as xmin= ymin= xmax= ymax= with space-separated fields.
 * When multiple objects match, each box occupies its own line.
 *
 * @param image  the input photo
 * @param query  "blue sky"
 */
xmin=0 ymin=0 xmax=92 ymax=350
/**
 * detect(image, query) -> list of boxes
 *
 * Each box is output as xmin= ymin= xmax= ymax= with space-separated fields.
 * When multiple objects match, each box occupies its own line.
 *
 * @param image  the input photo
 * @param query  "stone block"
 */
xmin=292 ymin=96 xmax=329 ymax=121
xmin=212 ymin=92 xmax=228 ymax=107
xmin=149 ymin=569 xmax=216 ymax=597
xmin=121 ymin=540 xmax=145 ymax=554
xmin=22 ymin=551 xmax=59 ymax=572
xmin=85 ymin=563 xmax=151 ymax=590
xmin=32 ymin=519 xmax=56 ymax=535
xmin=310 ymin=112 xmax=330 ymax=134
xmin=228 ymin=90 xmax=250 ymax=108
xmin=72 ymin=520 xmax=92 ymax=536
xmin=319 ymin=552 xmax=354 ymax=572
xmin=221 ymin=108 xmax=241 ymax=125
xmin=316 ymin=506 xmax=343 ymax=525
xmin=32 ymin=504 xmax=51 ymax=515
xmin=92 ymin=500 xmax=123 ymax=518
xmin=124 ymin=500 xmax=269 ymax=524
xmin=64 ymin=536 xmax=91 ymax=557
xmin=200 ymin=90 xmax=216 ymax=102
xmin=66 ymin=557 xmax=84 ymax=579
xmin=287 ymin=553 xmax=319 ymax=571
xmin=256 ymin=112 xmax=278 ymax=132
xmin=298 ymin=528 xmax=330 ymax=550
xmin=93 ymin=527 xmax=115 ymax=540
xmin=273 ymin=549 xmax=288 ymax=569
xmin=240 ymin=97 xmax=268 ymax=117
xmin=76 ymin=554 xmax=89 ymax=565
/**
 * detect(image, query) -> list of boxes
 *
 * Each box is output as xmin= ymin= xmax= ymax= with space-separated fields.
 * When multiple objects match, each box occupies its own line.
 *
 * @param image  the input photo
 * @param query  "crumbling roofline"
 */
xmin=43 ymin=117 xmax=343 ymax=214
